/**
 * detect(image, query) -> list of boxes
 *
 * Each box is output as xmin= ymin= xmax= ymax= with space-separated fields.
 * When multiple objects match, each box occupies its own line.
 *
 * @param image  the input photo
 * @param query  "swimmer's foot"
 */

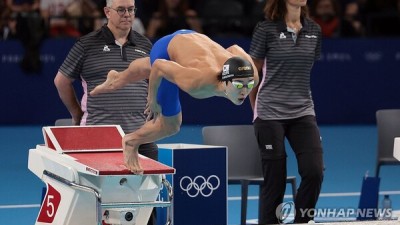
xmin=123 ymin=138 xmax=143 ymax=174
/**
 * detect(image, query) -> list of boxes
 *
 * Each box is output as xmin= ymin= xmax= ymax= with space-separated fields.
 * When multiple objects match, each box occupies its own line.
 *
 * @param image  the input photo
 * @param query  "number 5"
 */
xmin=46 ymin=195 xmax=55 ymax=217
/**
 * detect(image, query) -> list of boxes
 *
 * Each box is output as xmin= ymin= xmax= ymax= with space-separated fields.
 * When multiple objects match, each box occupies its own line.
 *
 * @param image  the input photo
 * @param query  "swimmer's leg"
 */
xmin=123 ymin=113 xmax=182 ymax=174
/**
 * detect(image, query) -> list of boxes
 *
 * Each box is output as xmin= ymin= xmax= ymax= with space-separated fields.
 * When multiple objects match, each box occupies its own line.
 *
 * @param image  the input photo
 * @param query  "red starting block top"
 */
xmin=43 ymin=125 xmax=124 ymax=152
xmin=41 ymin=125 xmax=174 ymax=175
xmin=67 ymin=152 xmax=174 ymax=175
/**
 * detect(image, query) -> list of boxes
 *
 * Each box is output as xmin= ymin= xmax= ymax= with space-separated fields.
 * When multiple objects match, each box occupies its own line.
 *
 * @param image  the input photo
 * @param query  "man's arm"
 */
xmin=54 ymin=72 xmax=83 ymax=125
xmin=145 ymin=59 xmax=179 ymax=121
xmin=144 ymin=59 xmax=199 ymax=121
xmin=90 ymin=57 xmax=151 ymax=95
xmin=147 ymin=59 xmax=199 ymax=100
xmin=249 ymin=58 xmax=264 ymax=111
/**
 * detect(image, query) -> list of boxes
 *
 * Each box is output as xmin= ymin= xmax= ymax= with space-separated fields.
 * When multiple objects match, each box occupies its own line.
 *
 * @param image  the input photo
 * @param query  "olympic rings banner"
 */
xmin=157 ymin=144 xmax=228 ymax=225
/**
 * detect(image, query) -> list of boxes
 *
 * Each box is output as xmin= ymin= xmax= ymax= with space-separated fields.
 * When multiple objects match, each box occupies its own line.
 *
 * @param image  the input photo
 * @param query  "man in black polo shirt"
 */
xmin=54 ymin=0 xmax=157 ymax=224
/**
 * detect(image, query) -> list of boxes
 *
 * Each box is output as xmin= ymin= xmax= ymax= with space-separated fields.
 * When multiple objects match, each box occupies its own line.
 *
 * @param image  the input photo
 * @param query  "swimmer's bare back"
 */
xmin=167 ymin=33 xmax=232 ymax=71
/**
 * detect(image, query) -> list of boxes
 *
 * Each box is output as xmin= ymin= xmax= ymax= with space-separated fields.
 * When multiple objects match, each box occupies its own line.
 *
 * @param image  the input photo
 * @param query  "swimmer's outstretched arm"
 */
xmin=90 ymin=57 xmax=151 ymax=95
xmin=147 ymin=59 xmax=199 ymax=100
xmin=145 ymin=59 xmax=198 ymax=120
xmin=144 ymin=59 xmax=175 ymax=121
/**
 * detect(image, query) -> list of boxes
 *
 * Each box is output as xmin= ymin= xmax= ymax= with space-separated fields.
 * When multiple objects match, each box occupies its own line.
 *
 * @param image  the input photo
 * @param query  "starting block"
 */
xmin=28 ymin=125 xmax=175 ymax=225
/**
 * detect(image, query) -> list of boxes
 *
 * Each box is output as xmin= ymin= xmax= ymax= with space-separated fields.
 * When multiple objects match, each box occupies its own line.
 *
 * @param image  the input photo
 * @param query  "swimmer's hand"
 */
xmin=144 ymin=96 xmax=161 ymax=123
xmin=90 ymin=70 xmax=120 ymax=96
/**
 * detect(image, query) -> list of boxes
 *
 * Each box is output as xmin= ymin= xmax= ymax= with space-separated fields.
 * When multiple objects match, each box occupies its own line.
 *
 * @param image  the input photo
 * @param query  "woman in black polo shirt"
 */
xmin=249 ymin=0 xmax=324 ymax=224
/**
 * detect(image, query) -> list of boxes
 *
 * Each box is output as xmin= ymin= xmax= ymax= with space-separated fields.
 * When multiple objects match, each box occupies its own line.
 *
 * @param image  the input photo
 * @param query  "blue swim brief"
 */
xmin=149 ymin=29 xmax=195 ymax=117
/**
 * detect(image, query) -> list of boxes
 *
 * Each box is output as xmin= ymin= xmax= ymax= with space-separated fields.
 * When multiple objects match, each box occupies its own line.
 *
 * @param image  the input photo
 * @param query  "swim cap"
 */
xmin=221 ymin=56 xmax=254 ymax=81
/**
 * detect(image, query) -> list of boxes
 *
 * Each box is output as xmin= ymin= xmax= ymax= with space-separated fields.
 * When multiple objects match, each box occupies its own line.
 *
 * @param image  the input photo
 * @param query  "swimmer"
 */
xmin=91 ymin=30 xmax=259 ymax=173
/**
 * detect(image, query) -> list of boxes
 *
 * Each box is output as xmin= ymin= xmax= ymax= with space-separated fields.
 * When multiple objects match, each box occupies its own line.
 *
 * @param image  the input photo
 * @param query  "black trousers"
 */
xmin=138 ymin=143 xmax=159 ymax=225
xmin=253 ymin=116 xmax=324 ymax=224
xmin=139 ymin=143 xmax=158 ymax=161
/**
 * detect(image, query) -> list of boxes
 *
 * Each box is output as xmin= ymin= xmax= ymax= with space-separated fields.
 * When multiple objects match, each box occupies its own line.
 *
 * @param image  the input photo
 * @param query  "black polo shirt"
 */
xmin=59 ymin=25 xmax=152 ymax=133
xmin=249 ymin=18 xmax=321 ymax=120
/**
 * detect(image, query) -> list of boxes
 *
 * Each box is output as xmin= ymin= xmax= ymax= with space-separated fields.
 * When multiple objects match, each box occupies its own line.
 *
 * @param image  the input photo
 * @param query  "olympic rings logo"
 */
xmin=179 ymin=175 xmax=220 ymax=198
